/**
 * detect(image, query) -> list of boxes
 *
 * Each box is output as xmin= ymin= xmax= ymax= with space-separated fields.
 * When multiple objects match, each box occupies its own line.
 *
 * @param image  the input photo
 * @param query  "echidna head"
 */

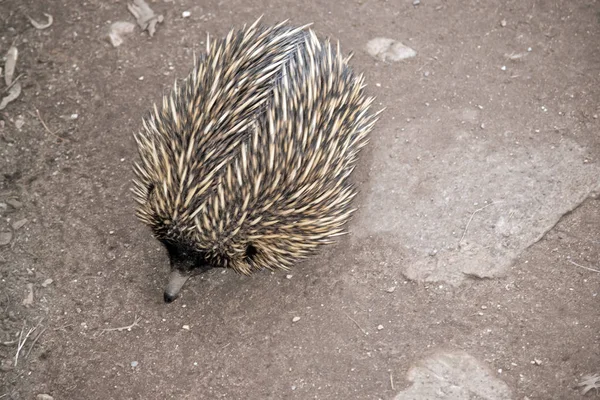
xmin=161 ymin=238 xmax=211 ymax=303
xmin=134 ymin=181 xmax=213 ymax=302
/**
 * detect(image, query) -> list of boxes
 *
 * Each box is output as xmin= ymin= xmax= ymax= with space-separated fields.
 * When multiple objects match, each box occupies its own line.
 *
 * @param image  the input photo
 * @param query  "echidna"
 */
xmin=133 ymin=19 xmax=381 ymax=303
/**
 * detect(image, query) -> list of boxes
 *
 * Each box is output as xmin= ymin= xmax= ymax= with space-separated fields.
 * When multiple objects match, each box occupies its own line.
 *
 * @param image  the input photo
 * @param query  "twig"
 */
xmin=14 ymin=326 xmax=24 ymax=363
xmin=53 ymin=324 xmax=73 ymax=331
xmin=2 ymin=73 xmax=22 ymax=94
xmin=390 ymin=372 xmax=395 ymax=390
xmin=14 ymin=318 xmax=43 ymax=367
xmin=1 ymin=339 xmax=17 ymax=346
xmin=35 ymin=108 xmax=63 ymax=141
xmin=459 ymin=202 xmax=499 ymax=247
xmin=568 ymin=260 xmax=600 ymax=274
xmin=25 ymin=327 xmax=47 ymax=358
xmin=344 ymin=312 xmax=368 ymax=336
xmin=98 ymin=316 xmax=141 ymax=336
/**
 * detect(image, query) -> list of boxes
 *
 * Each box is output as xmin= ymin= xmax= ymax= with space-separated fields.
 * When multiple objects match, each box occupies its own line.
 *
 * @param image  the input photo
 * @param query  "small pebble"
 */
xmin=182 ymin=11 xmax=191 ymax=18
xmin=480 ymin=123 xmax=485 ymax=129
xmin=292 ymin=316 xmax=301 ymax=323
xmin=593 ymin=114 xmax=598 ymax=119
xmin=41 ymin=278 xmax=54 ymax=288
xmin=0 ymin=231 xmax=12 ymax=246
xmin=500 ymin=19 xmax=507 ymax=27
xmin=14 ymin=117 xmax=25 ymax=130
xmin=377 ymin=324 xmax=384 ymax=330
xmin=182 ymin=325 xmax=190 ymax=330
xmin=37 ymin=395 xmax=54 ymax=400
xmin=22 ymin=283 xmax=34 ymax=306
xmin=481 ymin=305 xmax=487 ymax=310
xmin=423 ymin=70 xmax=430 ymax=77
xmin=500 ymin=65 xmax=507 ymax=71
xmin=12 ymin=218 xmax=28 ymax=230
xmin=6 ymin=199 xmax=23 ymax=209
xmin=70 ymin=113 xmax=78 ymax=120
xmin=386 ymin=287 xmax=396 ymax=293
xmin=131 ymin=361 xmax=139 ymax=368
xmin=139 ymin=76 xmax=144 ymax=81
xmin=413 ymin=0 xmax=420 ymax=4
xmin=286 ymin=274 xmax=293 ymax=279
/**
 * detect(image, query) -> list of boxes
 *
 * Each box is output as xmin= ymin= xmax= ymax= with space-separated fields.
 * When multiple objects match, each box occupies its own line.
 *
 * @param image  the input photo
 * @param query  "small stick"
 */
xmin=99 ymin=316 xmax=141 ymax=335
xmin=459 ymin=202 xmax=499 ymax=246
xmin=2 ymin=73 xmax=22 ymax=93
xmin=568 ymin=260 xmax=600 ymax=274
xmin=25 ymin=327 xmax=47 ymax=358
xmin=390 ymin=372 xmax=395 ymax=390
xmin=14 ymin=326 xmax=24 ymax=366
xmin=53 ymin=324 xmax=73 ymax=331
xmin=1 ymin=339 xmax=17 ymax=346
xmin=344 ymin=312 xmax=368 ymax=336
xmin=35 ymin=108 xmax=63 ymax=141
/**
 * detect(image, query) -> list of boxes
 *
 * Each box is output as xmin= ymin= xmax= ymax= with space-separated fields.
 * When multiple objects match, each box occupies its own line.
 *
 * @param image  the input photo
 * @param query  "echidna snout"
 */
xmin=162 ymin=241 xmax=211 ymax=303
xmin=164 ymin=269 xmax=189 ymax=303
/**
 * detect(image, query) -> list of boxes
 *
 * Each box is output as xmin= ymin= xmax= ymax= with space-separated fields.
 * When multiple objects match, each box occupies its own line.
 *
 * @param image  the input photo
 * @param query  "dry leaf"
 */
xmin=4 ymin=46 xmax=18 ymax=86
xmin=127 ymin=0 xmax=164 ymax=37
xmin=27 ymin=13 xmax=54 ymax=30
xmin=108 ymin=21 xmax=136 ymax=47
xmin=578 ymin=374 xmax=600 ymax=395
xmin=0 ymin=82 xmax=21 ymax=110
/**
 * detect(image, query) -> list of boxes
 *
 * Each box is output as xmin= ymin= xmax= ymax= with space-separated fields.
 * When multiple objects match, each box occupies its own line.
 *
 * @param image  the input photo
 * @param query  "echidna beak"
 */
xmin=163 ymin=269 xmax=190 ymax=303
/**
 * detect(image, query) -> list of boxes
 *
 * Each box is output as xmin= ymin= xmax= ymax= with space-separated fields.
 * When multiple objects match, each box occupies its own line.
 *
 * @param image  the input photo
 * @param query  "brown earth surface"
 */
xmin=1 ymin=0 xmax=599 ymax=399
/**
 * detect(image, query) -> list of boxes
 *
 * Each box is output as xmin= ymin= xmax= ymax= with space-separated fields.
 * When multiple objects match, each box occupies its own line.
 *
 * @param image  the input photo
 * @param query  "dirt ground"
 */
xmin=1 ymin=0 xmax=599 ymax=399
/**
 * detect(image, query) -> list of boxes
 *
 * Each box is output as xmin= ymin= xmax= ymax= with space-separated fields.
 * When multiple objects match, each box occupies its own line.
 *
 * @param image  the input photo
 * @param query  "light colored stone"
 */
xmin=366 ymin=38 xmax=416 ymax=62
xmin=394 ymin=350 xmax=512 ymax=399
xmin=359 ymin=105 xmax=600 ymax=285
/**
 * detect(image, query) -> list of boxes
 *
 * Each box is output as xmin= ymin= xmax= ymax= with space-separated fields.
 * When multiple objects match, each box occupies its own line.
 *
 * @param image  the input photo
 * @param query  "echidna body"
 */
xmin=133 ymin=19 xmax=380 ymax=302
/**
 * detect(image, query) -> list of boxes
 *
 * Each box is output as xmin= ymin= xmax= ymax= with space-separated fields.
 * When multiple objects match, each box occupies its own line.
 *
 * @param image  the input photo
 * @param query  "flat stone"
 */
xmin=358 ymin=106 xmax=600 ymax=285
xmin=394 ymin=350 xmax=512 ymax=399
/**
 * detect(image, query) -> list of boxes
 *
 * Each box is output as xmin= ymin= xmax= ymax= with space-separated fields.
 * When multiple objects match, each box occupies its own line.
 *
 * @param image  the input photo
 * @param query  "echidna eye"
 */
xmin=245 ymin=244 xmax=258 ymax=262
